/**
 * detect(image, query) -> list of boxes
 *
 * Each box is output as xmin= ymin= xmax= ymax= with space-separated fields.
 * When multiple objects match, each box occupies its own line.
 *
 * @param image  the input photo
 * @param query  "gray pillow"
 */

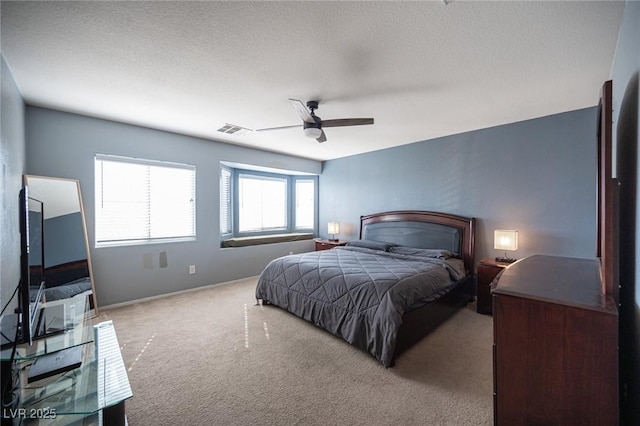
xmin=389 ymin=246 xmax=457 ymax=259
xmin=346 ymin=240 xmax=394 ymax=252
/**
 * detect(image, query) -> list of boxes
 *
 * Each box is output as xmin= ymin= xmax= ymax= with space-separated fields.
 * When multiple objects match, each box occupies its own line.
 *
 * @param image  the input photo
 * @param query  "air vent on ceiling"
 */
xmin=217 ymin=123 xmax=252 ymax=136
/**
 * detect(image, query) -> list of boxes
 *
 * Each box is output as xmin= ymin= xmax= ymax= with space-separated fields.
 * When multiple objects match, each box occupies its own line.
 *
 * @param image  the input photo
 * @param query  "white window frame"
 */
xmin=95 ymin=154 xmax=196 ymax=247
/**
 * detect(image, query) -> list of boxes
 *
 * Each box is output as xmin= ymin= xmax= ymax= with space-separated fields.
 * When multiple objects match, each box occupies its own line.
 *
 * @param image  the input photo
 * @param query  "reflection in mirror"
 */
xmin=24 ymin=175 xmax=98 ymax=317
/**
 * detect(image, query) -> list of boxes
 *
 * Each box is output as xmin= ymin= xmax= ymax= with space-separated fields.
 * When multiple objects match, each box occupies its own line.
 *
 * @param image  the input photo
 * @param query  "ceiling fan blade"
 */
xmin=321 ymin=118 xmax=374 ymax=128
xmin=254 ymin=124 xmax=301 ymax=132
xmin=316 ymin=130 xmax=327 ymax=143
xmin=289 ymin=99 xmax=315 ymax=123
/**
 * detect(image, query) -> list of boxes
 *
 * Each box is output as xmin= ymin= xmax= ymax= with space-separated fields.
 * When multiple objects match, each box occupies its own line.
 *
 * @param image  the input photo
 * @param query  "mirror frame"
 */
xmin=23 ymin=175 xmax=98 ymax=316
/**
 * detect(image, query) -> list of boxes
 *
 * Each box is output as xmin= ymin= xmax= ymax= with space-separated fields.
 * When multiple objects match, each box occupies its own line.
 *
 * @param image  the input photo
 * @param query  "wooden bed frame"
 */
xmin=358 ymin=210 xmax=476 ymax=364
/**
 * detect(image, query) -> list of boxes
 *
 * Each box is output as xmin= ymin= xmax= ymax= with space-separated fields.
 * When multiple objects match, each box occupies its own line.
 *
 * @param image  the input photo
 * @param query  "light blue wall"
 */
xmin=0 ymin=55 xmax=26 ymax=311
xmin=25 ymin=107 xmax=321 ymax=306
xmin=319 ymin=107 xmax=598 ymax=264
xmin=611 ymin=1 xmax=640 ymax=422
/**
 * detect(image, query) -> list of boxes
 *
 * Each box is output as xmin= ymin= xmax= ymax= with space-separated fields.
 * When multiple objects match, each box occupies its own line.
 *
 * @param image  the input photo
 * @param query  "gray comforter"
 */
xmin=255 ymin=246 xmax=466 ymax=367
xmin=31 ymin=277 xmax=92 ymax=302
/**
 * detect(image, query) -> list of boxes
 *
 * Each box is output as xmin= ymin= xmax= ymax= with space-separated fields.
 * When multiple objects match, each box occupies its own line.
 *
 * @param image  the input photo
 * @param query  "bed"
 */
xmin=255 ymin=210 xmax=475 ymax=367
xmin=30 ymin=259 xmax=93 ymax=302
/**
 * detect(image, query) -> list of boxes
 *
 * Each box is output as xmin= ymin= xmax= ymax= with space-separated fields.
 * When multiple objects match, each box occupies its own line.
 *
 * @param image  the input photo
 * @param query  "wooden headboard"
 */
xmin=359 ymin=210 xmax=475 ymax=274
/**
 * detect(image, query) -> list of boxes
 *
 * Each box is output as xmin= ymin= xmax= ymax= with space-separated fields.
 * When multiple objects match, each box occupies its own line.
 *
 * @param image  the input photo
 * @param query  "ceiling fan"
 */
xmin=256 ymin=99 xmax=374 ymax=143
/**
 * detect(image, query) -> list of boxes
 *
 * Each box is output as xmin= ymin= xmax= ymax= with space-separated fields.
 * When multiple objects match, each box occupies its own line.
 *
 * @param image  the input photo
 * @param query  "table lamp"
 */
xmin=494 ymin=230 xmax=518 ymax=263
xmin=328 ymin=222 xmax=340 ymax=242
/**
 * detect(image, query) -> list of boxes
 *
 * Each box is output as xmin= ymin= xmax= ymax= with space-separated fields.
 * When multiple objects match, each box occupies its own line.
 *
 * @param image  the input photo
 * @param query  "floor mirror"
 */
xmin=23 ymin=175 xmax=98 ymax=317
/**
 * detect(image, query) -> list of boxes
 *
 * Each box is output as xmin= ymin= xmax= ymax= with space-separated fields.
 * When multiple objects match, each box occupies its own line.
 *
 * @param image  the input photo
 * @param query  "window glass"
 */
xmin=238 ymin=174 xmax=287 ymax=233
xmin=295 ymin=179 xmax=315 ymax=229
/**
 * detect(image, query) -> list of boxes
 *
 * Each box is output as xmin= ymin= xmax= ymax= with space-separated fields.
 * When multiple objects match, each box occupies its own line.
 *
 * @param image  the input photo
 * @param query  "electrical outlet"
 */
xmin=189 ymin=265 xmax=196 ymax=275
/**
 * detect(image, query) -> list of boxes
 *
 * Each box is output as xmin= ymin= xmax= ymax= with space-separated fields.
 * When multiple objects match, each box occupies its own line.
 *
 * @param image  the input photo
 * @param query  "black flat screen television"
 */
xmin=18 ymin=186 xmax=45 ymax=345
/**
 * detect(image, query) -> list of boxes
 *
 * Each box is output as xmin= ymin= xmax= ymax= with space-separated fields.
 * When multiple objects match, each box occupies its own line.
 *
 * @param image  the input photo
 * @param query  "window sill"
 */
xmin=96 ymin=236 xmax=196 ymax=248
xmin=221 ymin=233 xmax=314 ymax=248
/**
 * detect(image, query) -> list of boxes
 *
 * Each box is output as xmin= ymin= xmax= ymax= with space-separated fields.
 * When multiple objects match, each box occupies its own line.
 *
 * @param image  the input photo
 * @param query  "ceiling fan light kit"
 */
xmin=304 ymin=125 xmax=322 ymax=139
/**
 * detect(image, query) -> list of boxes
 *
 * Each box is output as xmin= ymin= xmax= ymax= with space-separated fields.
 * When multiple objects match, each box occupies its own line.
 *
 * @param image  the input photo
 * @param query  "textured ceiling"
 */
xmin=0 ymin=1 xmax=625 ymax=161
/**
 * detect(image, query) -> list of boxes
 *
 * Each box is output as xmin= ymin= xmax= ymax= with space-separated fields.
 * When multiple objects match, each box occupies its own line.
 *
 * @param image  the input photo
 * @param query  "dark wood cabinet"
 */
xmin=492 ymin=255 xmax=618 ymax=425
xmin=476 ymin=258 xmax=508 ymax=314
xmin=314 ymin=239 xmax=347 ymax=251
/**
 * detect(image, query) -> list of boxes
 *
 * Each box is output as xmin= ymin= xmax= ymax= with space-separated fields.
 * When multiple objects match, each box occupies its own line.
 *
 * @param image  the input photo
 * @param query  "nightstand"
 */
xmin=476 ymin=257 xmax=509 ymax=314
xmin=314 ymin=239 xmax=348 ymax=251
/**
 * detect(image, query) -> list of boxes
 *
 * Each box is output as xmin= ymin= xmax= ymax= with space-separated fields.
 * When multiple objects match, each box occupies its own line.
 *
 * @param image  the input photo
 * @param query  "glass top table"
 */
xmin=1 ymin=292 xmax=93 ymax=362
xmin=1 ymin=292 xmax=132 ymax=422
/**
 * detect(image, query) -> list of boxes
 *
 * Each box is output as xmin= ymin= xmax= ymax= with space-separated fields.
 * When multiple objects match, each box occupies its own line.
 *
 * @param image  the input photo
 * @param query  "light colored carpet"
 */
xmin=97 ymin=277 xmax=494 ymax=425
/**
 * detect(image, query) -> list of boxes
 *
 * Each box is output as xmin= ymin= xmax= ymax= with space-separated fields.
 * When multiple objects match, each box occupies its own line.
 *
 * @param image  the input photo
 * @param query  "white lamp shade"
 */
xmin=304 ymin=127 xmax=322 ymax=139
xmin=494 ymin=230 xmax=518 ymax=251
xmin=327 ymin=222 xmax=340 ymax=235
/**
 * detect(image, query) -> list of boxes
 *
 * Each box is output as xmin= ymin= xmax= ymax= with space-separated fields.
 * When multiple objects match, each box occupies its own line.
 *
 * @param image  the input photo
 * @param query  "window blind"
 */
xmin=220 ymin=167 xmax=232 ymax=235
xmin=95 ymin=155 xmax=195 ymax=246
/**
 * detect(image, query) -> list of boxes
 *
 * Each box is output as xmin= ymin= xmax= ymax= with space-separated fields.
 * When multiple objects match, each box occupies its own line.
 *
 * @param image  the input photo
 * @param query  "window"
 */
xmin=295 ymin=179 xmax=315 ymax=229
xmin=95 ymin=155 xmax=196 ymax=246
xmin=238 ymin=173 xmax=288 ymax=233
xmin=220 ymin=164 xmax=317 ymax=240
xmin=220 ymin=167 xmax=232 ymax=235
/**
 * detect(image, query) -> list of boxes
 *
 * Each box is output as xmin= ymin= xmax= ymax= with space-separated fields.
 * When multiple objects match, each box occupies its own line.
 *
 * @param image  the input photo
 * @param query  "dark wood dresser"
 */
xmin=492 ymin=255 xmax=618 ymax=425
